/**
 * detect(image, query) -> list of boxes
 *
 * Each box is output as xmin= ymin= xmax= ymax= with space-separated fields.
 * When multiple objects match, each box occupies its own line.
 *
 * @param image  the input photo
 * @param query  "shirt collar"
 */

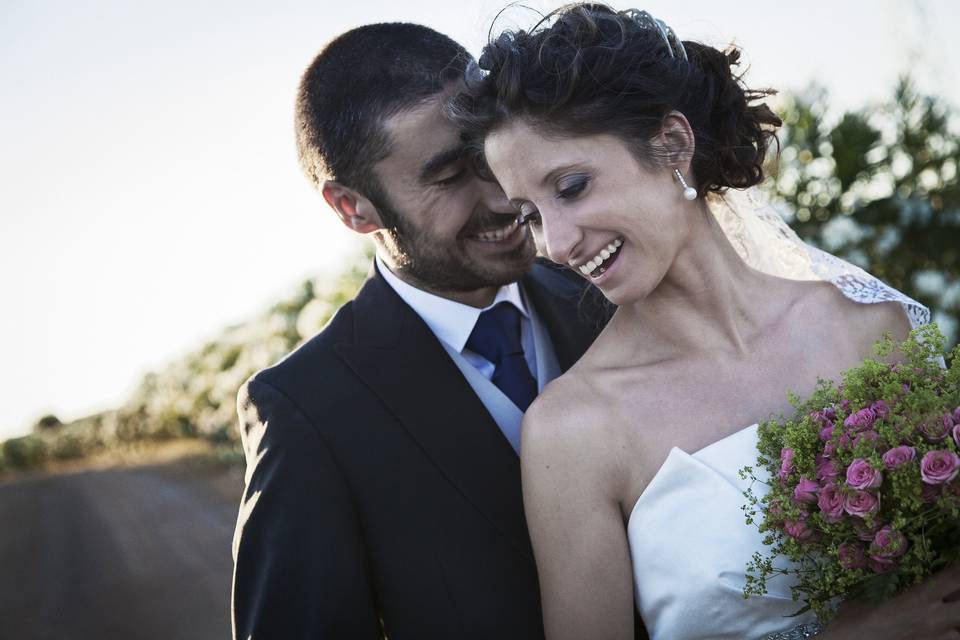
xmin=375 ymin=254 xmax=529 ymax=353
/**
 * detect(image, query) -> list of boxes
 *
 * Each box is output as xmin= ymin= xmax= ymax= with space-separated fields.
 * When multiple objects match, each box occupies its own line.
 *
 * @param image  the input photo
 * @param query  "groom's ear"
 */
xmin=321 ymin=181 xmax=385 ymax=234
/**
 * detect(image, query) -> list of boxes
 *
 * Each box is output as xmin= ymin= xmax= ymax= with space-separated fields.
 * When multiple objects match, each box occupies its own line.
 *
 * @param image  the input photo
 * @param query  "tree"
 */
xmin=32 ymin=414 xmax=62 ymax=433
xmin=767 ymin=78 xmax=960 ymax=345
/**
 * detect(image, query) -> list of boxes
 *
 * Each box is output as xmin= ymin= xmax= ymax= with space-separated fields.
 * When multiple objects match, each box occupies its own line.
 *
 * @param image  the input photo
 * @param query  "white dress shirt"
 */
xmin=375 ymin=255 xmax=538 ymax=381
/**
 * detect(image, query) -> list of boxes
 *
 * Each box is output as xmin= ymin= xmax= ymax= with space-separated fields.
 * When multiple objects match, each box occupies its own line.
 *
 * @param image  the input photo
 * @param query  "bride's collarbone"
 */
xmin=598 ymin=347 xmax=851 ymax=501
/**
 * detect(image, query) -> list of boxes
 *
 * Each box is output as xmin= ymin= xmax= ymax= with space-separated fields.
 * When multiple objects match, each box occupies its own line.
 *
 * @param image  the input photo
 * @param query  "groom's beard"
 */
xmin=377 ymin=204 xmax=535 ymax=293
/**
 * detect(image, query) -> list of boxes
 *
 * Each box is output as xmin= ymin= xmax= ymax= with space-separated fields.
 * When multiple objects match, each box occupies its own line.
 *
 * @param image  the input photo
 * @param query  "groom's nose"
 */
xmin=473 ymin=176 xmax=514 ymax=215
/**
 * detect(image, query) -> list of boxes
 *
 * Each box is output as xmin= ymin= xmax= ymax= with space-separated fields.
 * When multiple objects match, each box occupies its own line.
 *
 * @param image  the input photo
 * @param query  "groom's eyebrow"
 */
xmin=418 ymin=145 xmax=465 ymax=183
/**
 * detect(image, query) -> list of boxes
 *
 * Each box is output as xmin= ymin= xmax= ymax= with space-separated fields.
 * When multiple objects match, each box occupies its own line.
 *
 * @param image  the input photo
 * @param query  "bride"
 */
xmin=448 ymin=4 xmax=960 ymax=639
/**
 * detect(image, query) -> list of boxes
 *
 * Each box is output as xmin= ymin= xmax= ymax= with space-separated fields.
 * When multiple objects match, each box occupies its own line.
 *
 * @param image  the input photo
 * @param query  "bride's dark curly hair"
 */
xmin=447 ymin=3 xmax=782 ymax=197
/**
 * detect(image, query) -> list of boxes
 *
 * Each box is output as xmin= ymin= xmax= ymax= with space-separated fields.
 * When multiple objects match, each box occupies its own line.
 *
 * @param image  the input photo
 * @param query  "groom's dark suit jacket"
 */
xmin=231 ymin=259 xmax=615 ymax=640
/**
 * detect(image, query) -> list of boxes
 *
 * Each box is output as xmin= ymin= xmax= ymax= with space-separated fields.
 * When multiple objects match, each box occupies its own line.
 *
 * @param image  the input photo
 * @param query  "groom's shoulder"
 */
xmin=249 ymin=297 xmax=357 ymax=397
xmin=527 ymin=257 xmax=613 ymax=326
xmin=529 ymin=257 xmax=582 ymax=288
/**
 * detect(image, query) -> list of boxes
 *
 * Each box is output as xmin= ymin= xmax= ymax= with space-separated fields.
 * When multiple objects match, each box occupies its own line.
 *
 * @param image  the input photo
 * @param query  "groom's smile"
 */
xmin=369 ymin=84 xmax=536 ymax=299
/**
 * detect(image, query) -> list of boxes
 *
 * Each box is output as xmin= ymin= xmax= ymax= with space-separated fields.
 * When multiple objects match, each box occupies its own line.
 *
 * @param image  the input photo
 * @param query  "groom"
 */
xmin=230 ymin=23 xmax=620 ymax=639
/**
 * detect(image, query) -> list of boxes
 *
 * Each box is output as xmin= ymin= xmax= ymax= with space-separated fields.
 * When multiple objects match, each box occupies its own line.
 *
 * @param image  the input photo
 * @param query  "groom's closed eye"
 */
xmin=419 ymin=145 xmax=468 ymax=186
xmin=433 ymin=164 xmax=468 ymax=188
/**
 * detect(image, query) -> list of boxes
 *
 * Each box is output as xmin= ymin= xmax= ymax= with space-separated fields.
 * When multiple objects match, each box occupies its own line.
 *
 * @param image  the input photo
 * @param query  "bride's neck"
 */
xmin=615 ymin=212 xmax=786 ymax=358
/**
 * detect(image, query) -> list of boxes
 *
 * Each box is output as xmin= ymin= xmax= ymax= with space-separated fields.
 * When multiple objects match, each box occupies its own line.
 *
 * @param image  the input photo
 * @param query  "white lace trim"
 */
xmin=707 ymin=188 xmax=930 ymax=331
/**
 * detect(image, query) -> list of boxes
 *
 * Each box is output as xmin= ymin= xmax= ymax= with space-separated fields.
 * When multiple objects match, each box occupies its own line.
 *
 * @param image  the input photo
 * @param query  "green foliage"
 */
xmin=768 ymin=78 xmax=960 ymax=346
xmin=3 ymin=435 xmax=49 ymax=470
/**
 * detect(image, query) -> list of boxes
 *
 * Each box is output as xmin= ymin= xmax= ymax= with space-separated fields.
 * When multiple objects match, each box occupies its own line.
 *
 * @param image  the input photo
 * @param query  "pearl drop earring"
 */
xmin=674 ymin=169 xmax=697 ymax=201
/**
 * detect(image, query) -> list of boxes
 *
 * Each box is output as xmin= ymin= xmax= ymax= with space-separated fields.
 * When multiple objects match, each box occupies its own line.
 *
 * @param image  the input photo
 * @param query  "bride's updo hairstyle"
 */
xmin=448 ymin=3 xmax=782 ymax=197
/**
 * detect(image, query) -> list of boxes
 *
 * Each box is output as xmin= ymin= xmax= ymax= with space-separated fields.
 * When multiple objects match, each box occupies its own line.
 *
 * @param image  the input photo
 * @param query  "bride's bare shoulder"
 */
xmin=803 ymin=280 xmax=913 ymax=343
xmin=521 ymin=370 xmax=627 ymax=472
xmin=783 ymin=279 xmax=914 ymax=370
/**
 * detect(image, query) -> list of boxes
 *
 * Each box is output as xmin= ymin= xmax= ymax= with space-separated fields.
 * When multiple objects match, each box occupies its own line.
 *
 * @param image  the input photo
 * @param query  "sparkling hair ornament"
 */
xmin=622 ymin=9 xmax=688 ymax=61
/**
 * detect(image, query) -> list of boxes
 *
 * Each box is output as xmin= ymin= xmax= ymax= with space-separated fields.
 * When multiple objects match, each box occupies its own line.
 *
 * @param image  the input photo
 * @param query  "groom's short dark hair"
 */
xmin=295 ymin=23 xmax=470 ymax=207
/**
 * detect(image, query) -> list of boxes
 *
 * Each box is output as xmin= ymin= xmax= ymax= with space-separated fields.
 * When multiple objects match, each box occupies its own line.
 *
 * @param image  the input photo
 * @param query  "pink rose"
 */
xmin=784 ymin=517 xmax=814 ymax=542
xmin=844 ymin=407 xmax=877 ymax=432
xmin=953 ymin=407 xmax=960 ymax=423
xmin=778 ymin=448 xmax=795 ymax=480
xmin=921 ymin=450 xmax=960 ymax=484
xmin=882 ymin=445 xmax=916 ymax=470
xmin=823 ymin=441 xmax=837 ymax=458
xmin=794 ymin=476 xmax=820 ymax=503
xmin=844 ymin=490 xmax=880 ymax=518
xmin=869 ymin=525 xmax=908 ymax=559
xmin=817 ymin=483 xmax=845 ymax=522
xmin=838 ymin=433 xmax=854 ymax=451
xmin=953 ymin=423 xmax=960 ymax=448
xmin=838 ymin=542 xmax=867 ymax=569
xmin=819 ymin=424 xmax=837 ymax=441
xmin=871 ymin=400 xmax=891 ymax=419
xmin=813 ymin=408 xmax=838 ymax=428
xmin=816 ymin=457 xmax=840 ymax=481
xmin=868 ymin=556 xmax=899 ymax=574
xmin=846 ymin=459 xmax=883 ymax=490
xmin=919 ymin=418 xmax=950 ymax=443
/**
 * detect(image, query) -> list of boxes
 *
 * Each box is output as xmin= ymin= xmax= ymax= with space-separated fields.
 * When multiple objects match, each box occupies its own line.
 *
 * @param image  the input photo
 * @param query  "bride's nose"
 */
xmin=539 ymin=210 xmax=583 ymax=268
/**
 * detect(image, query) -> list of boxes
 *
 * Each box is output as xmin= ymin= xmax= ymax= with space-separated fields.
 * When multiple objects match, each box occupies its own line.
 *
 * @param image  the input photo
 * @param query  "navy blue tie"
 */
xmin=466 ymin=302 xmax=538 ymax=412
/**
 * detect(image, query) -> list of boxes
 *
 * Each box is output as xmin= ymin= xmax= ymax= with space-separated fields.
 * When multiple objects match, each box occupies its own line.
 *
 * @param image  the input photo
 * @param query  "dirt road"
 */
xmin=0 ymin=462 xmax=243 ymax=640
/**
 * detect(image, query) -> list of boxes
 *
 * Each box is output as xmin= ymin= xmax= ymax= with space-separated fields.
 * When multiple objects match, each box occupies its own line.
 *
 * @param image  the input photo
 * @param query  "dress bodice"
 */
xmin=627 ymin=424 xmax=815 ymax=639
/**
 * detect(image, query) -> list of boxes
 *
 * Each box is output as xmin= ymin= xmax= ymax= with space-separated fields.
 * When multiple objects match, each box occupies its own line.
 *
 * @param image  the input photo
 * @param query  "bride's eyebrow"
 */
xmin=541 ymin=163 xmax=585 ymax=186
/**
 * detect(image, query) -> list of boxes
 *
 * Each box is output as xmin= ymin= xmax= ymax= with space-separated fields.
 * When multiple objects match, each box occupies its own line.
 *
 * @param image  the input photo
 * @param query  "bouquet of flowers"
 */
xmin=741 ymin=324 xmax=960 ymax=622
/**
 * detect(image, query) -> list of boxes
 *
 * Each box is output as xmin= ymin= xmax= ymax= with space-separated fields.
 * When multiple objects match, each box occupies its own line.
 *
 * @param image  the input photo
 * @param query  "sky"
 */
xmin=2 ymin=0 xmax=959 ymax=440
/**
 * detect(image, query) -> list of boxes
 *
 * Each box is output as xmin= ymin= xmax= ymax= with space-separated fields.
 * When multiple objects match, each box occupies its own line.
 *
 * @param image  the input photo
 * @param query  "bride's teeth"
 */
xmin=578 ymin=237 xmax=624 ymax=276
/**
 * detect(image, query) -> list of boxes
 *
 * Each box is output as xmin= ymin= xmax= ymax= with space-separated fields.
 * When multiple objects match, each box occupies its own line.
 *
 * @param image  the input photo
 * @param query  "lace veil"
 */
xmin=707 ymin=188 xmax=930 ymax=330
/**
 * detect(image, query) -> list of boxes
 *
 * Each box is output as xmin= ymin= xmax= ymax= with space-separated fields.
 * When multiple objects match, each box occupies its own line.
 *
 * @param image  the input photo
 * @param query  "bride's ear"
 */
xmin=321 ymin=181 xmax=385 ymax=234
xmin=656 ymin=111 xmax=696 ymax=174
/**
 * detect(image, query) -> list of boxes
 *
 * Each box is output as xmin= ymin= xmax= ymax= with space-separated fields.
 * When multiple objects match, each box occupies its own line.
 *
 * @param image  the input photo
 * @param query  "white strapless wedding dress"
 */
xmin=628 ymin=424 xmax=816 ymax=639
xmin=625 ymin=251 xmax=931 ymax=640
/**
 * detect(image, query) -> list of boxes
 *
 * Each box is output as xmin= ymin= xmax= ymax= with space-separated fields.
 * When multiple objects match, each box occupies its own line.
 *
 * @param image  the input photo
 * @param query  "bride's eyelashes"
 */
xmin=517 ymin=204 xmax=541 ymax=227
xmin=514 ymin=174 xmax=590 ymax=227
xmin=555 ymin=174 xmax=591 ymax=200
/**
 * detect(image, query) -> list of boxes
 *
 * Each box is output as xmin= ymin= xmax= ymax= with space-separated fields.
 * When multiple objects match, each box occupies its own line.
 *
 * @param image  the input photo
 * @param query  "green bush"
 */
xmin=3 ymin=435 xmax=49 ymax=471
xmin=51 ymin=432 xmax=86 ymax=461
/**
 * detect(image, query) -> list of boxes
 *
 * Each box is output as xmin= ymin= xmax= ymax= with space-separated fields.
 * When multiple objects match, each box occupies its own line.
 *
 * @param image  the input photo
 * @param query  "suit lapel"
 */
xmin=522 ymin=262 xmax=610 ymax=372
xmin=335 ymin=271 xmax=535 ymax=562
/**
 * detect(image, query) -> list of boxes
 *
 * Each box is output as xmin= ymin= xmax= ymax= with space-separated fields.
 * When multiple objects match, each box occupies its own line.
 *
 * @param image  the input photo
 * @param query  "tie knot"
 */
xmin=466 ymin=302 xmax=524 ymax=364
